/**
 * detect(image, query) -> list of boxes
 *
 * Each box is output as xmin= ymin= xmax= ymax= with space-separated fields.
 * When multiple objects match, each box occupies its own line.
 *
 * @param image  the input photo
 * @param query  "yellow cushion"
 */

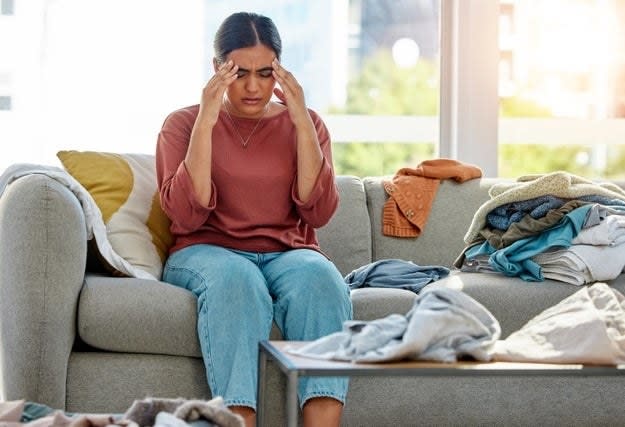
xmin=57 ymin=150 xmax=173 ymax=279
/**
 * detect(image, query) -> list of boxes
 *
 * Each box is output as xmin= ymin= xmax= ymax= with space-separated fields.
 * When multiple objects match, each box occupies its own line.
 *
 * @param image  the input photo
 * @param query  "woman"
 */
xmin=155 ymin=11 xmax=352 ymax=427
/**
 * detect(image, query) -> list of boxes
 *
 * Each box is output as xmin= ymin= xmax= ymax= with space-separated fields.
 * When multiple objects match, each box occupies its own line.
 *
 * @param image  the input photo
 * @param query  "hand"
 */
xmin=272 ymin=59 xmax=311 ymax=127
xmin=198 ymin=60 xmax=238 ymax=126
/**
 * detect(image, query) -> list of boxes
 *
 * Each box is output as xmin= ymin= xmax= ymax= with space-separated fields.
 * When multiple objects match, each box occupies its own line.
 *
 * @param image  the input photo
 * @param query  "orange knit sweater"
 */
xmin=382 ymin=159 xmax=483 ymax=237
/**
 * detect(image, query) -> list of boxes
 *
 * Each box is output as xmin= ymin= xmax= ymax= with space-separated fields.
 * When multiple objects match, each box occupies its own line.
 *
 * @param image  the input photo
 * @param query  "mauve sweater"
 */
xmin=156 ymin=104 xmax=339 ymax=255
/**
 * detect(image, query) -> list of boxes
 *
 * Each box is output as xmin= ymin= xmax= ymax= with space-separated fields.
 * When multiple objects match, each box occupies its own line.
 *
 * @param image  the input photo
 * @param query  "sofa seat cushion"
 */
xmin=430 ymin=271 xmax=625 ymax=337
xmin=351 ymin=287 xmax=417 ymax=319
xmin=78 ymin=275 xmax=419 ymax=356
xmin=78 ymin=274 xmax=201 ymax=357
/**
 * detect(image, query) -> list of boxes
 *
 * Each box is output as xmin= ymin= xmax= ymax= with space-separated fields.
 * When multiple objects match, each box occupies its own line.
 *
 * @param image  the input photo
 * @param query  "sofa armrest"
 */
xmin=0 ymin=174 xmax=87 ymax=409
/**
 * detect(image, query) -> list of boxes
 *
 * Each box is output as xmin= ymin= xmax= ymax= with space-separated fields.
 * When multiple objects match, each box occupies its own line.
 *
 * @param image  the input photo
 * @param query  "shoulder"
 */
xmin=162 ymin=104 xmax=200 ymax=129
xmin=265 ymin=103 xmax=329 ymax=136
xmin=266 ymin=102 xmax=323 ymax=122
xmin=307 ymin=108 xmax=329 ymax=133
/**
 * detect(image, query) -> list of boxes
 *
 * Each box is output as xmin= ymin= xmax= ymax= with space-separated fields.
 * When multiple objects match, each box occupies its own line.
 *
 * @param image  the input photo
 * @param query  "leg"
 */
xmin=163 ymin=244 xmax=273 ymax=417
xmin=263 ymin=249 xmax=352 ymax=425
xmin=302 ymin=397 xmax=344 ymax=427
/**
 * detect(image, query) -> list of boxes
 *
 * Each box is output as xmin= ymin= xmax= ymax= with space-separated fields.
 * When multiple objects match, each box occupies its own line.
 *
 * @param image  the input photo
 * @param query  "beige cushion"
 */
xmin=57 ymin=150 xmax=173 ymax=279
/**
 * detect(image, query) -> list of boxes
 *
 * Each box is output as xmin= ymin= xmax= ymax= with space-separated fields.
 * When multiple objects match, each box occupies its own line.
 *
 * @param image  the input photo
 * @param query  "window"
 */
xmin=0 ymin=0 xmax=441 ymax=176
xmin=328 ymin=0 xmax=440 ymax=177
xmin=1 ymin=0 xmax=14 ymax=16
xmin=4 ymin=1 xmax=625 ymax=179
xmin=497 ymin=0 xmax=625 ymax=179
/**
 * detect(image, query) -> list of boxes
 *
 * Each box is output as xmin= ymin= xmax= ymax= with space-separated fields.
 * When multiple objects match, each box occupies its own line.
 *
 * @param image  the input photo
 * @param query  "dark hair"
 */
xmin=213 ymin=12 xmax=282 ymax=64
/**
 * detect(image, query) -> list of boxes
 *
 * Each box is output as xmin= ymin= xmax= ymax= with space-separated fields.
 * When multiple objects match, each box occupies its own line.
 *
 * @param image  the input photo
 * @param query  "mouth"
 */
xmin=242 ymin=98 xmax=262 ymax=105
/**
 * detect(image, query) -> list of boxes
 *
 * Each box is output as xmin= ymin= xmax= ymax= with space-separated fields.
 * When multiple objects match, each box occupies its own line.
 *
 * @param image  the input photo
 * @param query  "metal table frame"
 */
xmin=257 ymin=340 xmax=625 ymax=427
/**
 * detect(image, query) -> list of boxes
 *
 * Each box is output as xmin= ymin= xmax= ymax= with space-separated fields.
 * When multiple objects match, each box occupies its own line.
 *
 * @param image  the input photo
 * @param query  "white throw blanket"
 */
xmin=0 ymin=163 xmax=156 ymax=280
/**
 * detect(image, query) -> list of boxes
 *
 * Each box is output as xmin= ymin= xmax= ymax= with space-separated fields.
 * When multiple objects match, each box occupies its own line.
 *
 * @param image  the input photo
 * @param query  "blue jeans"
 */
xmin=163 ymin=244 xmax=353 ymax=410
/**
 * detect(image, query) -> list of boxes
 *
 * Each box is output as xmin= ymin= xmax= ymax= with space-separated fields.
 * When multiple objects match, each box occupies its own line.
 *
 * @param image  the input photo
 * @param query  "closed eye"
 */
xmin=235 ymin=67 xmax=273 ymax=79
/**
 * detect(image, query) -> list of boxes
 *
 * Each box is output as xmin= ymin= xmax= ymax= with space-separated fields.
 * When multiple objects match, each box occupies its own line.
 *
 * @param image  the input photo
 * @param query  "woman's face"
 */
xmin=221 ymin=44 xmax=277 ymax=119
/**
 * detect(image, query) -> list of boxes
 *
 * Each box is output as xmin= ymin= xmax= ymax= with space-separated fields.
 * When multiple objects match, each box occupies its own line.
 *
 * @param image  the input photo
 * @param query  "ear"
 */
xmin=212 ymin=58 xmax=219 ymax=73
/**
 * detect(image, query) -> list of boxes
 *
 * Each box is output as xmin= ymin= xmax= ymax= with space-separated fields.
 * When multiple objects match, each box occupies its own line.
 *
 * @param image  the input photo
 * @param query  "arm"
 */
xmin=271 ymin=59 xmax=339 ymax=228
xmin=0 ymin=174 xmax=87 ymax=409
xmin=271 ymin=58 xmax=324 ymax=203
xmin=156 ymin=60 xmax=238 ymax=233
xmin=291 ymin=112 xmax=339 ymax=228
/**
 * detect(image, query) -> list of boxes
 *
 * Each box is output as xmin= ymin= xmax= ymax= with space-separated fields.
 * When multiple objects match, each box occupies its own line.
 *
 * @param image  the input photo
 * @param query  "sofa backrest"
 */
xmin=316 ymin=175 xmax=372 ymax=276
xmin=364 ymin=176 xmax=504 ymax=268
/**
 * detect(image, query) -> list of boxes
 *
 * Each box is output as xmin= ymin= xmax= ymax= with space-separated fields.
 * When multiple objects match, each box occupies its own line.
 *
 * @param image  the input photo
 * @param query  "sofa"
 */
xmin=2 ymin=171 xmax=625 ymax=426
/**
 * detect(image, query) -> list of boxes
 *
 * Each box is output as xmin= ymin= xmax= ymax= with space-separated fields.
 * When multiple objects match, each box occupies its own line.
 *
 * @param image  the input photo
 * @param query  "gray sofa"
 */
xmin=2 ymin=172 xmax=625 ymax=426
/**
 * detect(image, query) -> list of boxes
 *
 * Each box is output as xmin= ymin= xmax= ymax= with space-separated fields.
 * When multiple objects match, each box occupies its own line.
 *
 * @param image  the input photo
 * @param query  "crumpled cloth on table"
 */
xmin=288 ymin=286 xmax=501 ymax=363
xmin=494 ymin=282 xmax=625 ymax=365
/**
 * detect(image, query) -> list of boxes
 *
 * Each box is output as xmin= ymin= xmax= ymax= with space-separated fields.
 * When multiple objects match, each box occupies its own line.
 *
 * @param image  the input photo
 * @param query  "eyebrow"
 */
xmin=237 ymin=66 xmax=273 ymax=73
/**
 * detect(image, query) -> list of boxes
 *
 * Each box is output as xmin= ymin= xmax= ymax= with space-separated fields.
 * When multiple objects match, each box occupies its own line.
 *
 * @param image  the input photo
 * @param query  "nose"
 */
xmin=245 ymin=74 xmax=260 ymax=92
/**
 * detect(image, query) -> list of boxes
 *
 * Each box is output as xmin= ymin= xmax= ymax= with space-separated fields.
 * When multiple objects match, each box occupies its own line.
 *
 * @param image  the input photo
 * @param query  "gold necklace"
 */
xmin=223 ymin=100 xmax=269 ymax=148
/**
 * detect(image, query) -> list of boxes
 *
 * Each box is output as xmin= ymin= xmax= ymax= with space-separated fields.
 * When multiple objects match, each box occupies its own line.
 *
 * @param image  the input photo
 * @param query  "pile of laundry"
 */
xmin=455 ymin=171 xmax=625 ymax=284
xmin=289 ymin=282 xmax=625 ymax=365
xmin=0 ymin=397 xmax=243 ymax=427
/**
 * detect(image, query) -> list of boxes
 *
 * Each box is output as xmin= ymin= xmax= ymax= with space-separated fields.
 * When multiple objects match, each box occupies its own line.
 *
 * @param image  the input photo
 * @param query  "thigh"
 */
xmin=264 ymin=249 xmax=352 ymax=331
xmin=163 ymin=244 xmax=267 ymax=299
xmin=263 ymin=249 xmax=347 ymax=294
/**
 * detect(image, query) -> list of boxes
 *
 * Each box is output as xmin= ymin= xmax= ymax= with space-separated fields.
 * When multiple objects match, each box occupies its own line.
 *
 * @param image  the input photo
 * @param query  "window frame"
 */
xmin=325 ymin=0 xmax=501 ymax=177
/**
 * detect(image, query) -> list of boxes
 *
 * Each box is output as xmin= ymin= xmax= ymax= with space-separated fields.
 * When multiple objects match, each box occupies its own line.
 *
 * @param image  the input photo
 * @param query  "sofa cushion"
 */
xmin=57 ymin=150 xmax=173 ymax=280
xmin=317 ymin=175 xmax=371 ymax=276
xmin=78 ymin=275 xmax=416 ymax=355
xmin=78 ymin=274 xmax=201 ymax=357
xmin=365 ymin=177 xmax=501 ymax=268
xmin=351 ymin=287 xmax=417 ymax=319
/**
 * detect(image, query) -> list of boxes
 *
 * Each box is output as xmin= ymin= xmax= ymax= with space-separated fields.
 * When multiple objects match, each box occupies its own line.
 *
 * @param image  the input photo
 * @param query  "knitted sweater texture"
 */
xmin=382 ymin=159 xmax=483 ymax=237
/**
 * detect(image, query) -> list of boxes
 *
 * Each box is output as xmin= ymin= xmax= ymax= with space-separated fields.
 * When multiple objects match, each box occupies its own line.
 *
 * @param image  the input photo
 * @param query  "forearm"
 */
xmin=184 ymin=114 xmax=213 ymax=207
xmin=296 ymin=116 xmax=323 ymax=202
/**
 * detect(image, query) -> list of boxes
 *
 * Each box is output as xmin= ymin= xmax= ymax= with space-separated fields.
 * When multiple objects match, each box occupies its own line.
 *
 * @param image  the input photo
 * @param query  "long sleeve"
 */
xmin=292 ymin=110 xmax=339 ymax=228
xmin=155 ymin=105 xmax=339 ymax=256
xmin=156 ymin=105 xmax=217 ymax=235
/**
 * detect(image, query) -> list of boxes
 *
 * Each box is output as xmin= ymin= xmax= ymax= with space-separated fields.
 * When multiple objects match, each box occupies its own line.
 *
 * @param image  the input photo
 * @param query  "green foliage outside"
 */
xmin=331 ymin=48 xmax=625 ymax=179
xmin=330 ymin=50 xmax=437 ymax=177
xmin=332 ymin=143 xmax=433 ymax=177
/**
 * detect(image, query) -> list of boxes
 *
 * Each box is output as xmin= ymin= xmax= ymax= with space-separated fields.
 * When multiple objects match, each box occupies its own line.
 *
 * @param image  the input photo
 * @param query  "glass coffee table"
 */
xmin=257 ymin=340 xmax=625 ymax=427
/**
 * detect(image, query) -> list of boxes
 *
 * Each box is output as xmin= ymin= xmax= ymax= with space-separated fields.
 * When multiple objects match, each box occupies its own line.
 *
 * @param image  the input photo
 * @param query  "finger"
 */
xmin=271 ymin=59 xmax=292 ymax=82
xmin=273 ymin=87 xmax=286 ymax=103
xmin=272 ymin=70 xmax=294 ymax=98
xmin=218 ymin=59 xmax=234 ymax=72
xmin=271 ymin=60 xmax=301 ymax=96
xmin=210 ymin=62 xmax=238 ymax=86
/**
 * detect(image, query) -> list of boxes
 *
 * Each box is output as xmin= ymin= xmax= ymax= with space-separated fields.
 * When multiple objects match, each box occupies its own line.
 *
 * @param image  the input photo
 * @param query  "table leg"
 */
xmin=286 ymin=371 xmax=299 ymax=427
xmin=257 ymin=346 xmax=267 ymax=427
